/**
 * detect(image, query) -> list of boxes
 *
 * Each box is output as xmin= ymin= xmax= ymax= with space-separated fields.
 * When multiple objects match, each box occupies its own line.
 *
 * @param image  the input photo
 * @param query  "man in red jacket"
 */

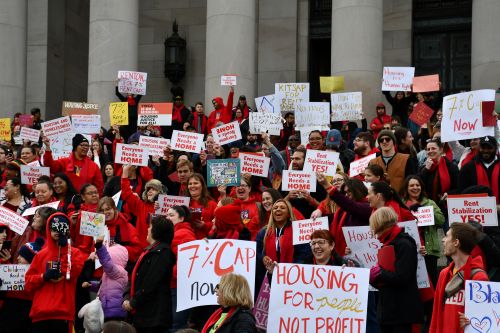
xmin=207 ymin=86 xmax=234 ymax=132
xmin=369 ymin=102 xmax=392 ymax=139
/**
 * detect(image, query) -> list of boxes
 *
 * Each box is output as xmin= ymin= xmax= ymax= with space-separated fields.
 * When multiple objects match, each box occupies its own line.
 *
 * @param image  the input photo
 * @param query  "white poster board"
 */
xmin=274 ymin=83 xmax=310 ymax=114
xmin=414 ymin=206 xmax=435 ymax=227
xmin=118 ymin=70 xmax=147 ymax=95
xmin=0 ymin=265 xmax=29 ymax=291
xmin=330 ymin=92 xmax=363 ymax=121
xmin=211 ymin=121 xmax=242 ymax=145
xmin=447 ymin=196 xmax=498 ymax=226
xmin=80 ymin=211 xmax=106 ymax=237
xmin=342 ymin=226 xmax=382 ymax=268
xmin=292 ymin=217 xmax=329 ymax=245
xmin=303 ymin=149 xmax=340 ymax=177
xmin=20 ymin=127 xmax=40 ymax=142
xmin=114 ymin=143 xmax=149 ymax=167
xmin=0 ymin=206 xmax=30 ymax=235
xmin=138 ymin=136 xmax=170 ymax=157
xmin=171 ymin=130 xmax=204 ymax=153
xmin=221 ymin=75 xmax=237 ymax=86
xmin=282 ymin=170 xmax=317 ymax=193
xmin=239 ymin=153 xmax=270 ymax=177
xmin=349 ymin=154 xmax=377 ymax=177
xmin=464 ymin=280 xmax=500 ymax=333
xmin=41 ymin=116 xmax=72 ymax=139
xmin=249 ymin=113 xmax=283 ymax=136
xmin=71 ymin=114 xmax=101 ymax=134
xmin=382 ymin=67 xmax=415 ymax=92
xmin=20 ymin=165 xmax=50 ymax=185
xmin=255 ymin=94 xmax=277 ymax=113
xmin=22 ymin=201 xmax=60 ymax=217
xmin=155 ymin=195 xmax=191 ymax=215
xmin=295 ymin=102 xmax=330 ymax=130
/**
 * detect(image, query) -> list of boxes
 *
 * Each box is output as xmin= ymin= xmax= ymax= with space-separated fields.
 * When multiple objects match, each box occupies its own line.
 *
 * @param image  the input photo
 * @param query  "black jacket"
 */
xmin=418 ymin=157 xmax=459 ymax=203
xmin=458 ymin=157 xmax=500 ymax=194
xmin=205 ymin=307 xmax=257 ymax=333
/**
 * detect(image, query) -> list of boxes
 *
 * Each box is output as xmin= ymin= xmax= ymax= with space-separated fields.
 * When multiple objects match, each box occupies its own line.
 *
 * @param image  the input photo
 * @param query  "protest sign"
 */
xmin=303 ymin=149 xmax=340 ymax=177
xmin=414 ymin=206 xmax=435 ymax=227
xmin=19 ymin=127 xmax=40 ymax=142
xmin=80 ymin=211 xmax=105 ymax=237
xmin=320 ymin=76 xmax=344 ymax=93
xmin=20 ymin=165 xmax=50 ymax=185
xmin=441 ymin=90 xmax=495 ymax=142
xmin=481 ymin=101 xmax=496 ymax=127
xmin=177 ymin=239 xmax=256 ymax=311
xmin=412 ymin=74 xmax=439 ymax=93
xmin=62 ymin=101 xmax=99 ymax=116
xmin=0 ymin=119 xmax=11 ymax=141
xmin=447 ymin=195 xmax=498 ymax=226
xmin=349 ymin=153 xmax=377 ymax=177
xmin=282 ymin=170 xmax=317 ymax=192
xmin=253 ymin=276 xmax=270 ymax=330
xmin=343 ymin=226 xmax=382 ymax=268
xmin=71 ymin=114 xmax=101 ymax=134
xmin=155 ymin=195 xmax=191 ymax=215
xmin=19 ymin=115 xmax=33 ymax=127
xmin=398 ymin=221 xmax=430 ymax=289
xmin=0 ymin=206 xmax=30 ymax=235
xmin=112 ymin=191 xmax=121 ymax=207
xmin=138 ymin=103 xmax=173 ymax=126
xmin=295 ymin=102 xmax=330 ymax=130
xmin=254 ymin=94 xmax=276 ymax=113
xmin=118 ymin=70 xmax=147 ymax=95
xmin=221 ymin=75 xmax=237 ymax=86
xmin=171 ymin=130 xmax=204 ymax=153
xmin=138 ymin=136 xmax=170 ymax=156
xmin=109 ymin=102 xmax=129 ymax=126
xmin=274 ymin=83 xmax=309 ymax=114
xmin=0 ymin=265 xmax=29 ymax=291
xmin=41 ymin=116 xmax=72 ymax=139
xmin=382 ymin=67 xmax=415 ymax=91
xmin=464 ymin=280 xmax=500 ymax=333
xmin=115 ymin=143 xmax=149 ymax=167
xmin=249 ymin=112 xmax=283 ymax=136
xmin=330 ymin=92 xmax=363 ymax=121
xmin=50 ymin=132 xmax=78 ymax=160
xmin=22 ymin=201 xmax=60 ymax=217
xmin=211 ymin=121 xmax=242 ymax=145
xmin=268 ymin=263 xmax=369 ymax=333
xmin=292 ymin=217 xmax=329 ymax=245
xmin=239 ymin=153 xmax=270 ymax=177
xmin=409 ymin=102 xmax=435 ymax=126
xmin=207 ymin=159 xmax=240 ymax=187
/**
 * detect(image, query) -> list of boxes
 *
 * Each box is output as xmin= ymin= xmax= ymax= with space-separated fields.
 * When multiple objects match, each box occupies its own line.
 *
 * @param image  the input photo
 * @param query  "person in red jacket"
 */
xmin=369 ymin=103 xmax=392 ymax=139
xmin=42 ymin=134 xmax=104 ymax=195
xmin=187 ymin=173 xmax=218 ymax=239
xmin=25 ymin=212 xmax=86 ymax=333
xmin=430 ymin=223 xmax=488 ymax=333
xmin=207 ymin=86 xmax=234 ymax=132
xmin=192 ymin=102 xmax=208 ymax=136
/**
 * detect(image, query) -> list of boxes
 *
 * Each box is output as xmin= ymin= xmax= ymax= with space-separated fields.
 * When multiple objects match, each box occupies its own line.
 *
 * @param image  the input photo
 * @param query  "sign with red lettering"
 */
xmin=292 ymin=217 xmax=329 ymax=245
xmin=0 ymin=265 xmax=28 ymax=291
xmin=117 ymin=70 xmax=147 ymax=95
xmin=409 ymin=102 xmax=435 ymax=126
xmin=211 ymin=121 xmax=242 ymax=145
xmin=41 ymin=116 xmax=72 ymax=139
xmin=19 ymin=127 xmax=40 ymax=143
xmin=282 ymin=170 xmax=316 ymax=192
xmin=171 ymin=130 xmax=204 ymax=153
xmin=382 ymin=66 xmax=415 ymax=92
xmin=303 ymin=150 xmax=340 ymax=177
xmin=268 ymin=263 xmax=370 ymax=333
xmin=155 ymin=195 xmax=191 ymax=215
xmin=20 ymin=165 xmax=50 ymax=185
xmin=0 ymin=206 xmax=30 ymax=235
xmin=177 ymin=239 xmax=256 ymax=311
xmin=464 ymin=280 xmax=500 ymax=333
xmin=447 ymin=196 xmax=498 ymax=226
xmin=239 ymin=153 xmax=270 ymax=177
xmin=253 ymin=276 xmax=270 ymax=330
xmin=342 ymin=226 xmax=381 ymax=268
xmin=138 ymin=136 xmax=170 ymax=156
xmin=114 ymin=143 xmax=149 ymax=167
xmin=138 ymin=103 xmax=173 ymax=126
xmin=220 ymin=75 xmax=237 ymax=86
xmin=349 ymin=153 xmax=377 ymax=177
xmin=413 ymin=206 xmax=435 ymax=227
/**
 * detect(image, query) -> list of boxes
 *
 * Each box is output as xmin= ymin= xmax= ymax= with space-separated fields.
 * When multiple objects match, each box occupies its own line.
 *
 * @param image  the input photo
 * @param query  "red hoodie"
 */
xmin=106 ymin=212 xmax=142 ymax=262
xmin=207 ymin=90 xmax=234 ymax=132
xmin=369 ymin=111 xmax=392 ymax=139
xmin=190 ymin=198 xmax=218 ymax=239
xmin=171 ymin=221 xmax=196 ymax=288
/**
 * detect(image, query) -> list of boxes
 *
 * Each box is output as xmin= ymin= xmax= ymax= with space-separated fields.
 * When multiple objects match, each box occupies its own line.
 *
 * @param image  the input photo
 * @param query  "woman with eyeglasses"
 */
xmin=70 ymin=183 xmax=101 ymax=255
xmin=307 ymin=130 xmax=325 ymax=151
xmin=305 ymin=229 xmax=357 ymax=267
xmin=187 ymin=173 xmax=218 ymax=239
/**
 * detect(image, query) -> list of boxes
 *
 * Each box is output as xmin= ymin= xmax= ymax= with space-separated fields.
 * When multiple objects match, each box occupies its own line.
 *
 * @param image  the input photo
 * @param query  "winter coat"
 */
xmin=418 ymin=197 xmax=445 ymax=257
xmin=369 ymin=153 xmax=416 ymax=194
xmin=207 ymin=90 xmax=234 ymax=132
xmin=419 ymin=157 xmax=459 ymax=204
xmin=201 ymin=306 xmax=257 ymax=333
xmin=458 ymin=157 xmax=500 ymax=203
xmin=105 ymin=212 xmax=142 ymax=262
xmin=171 ymin=222 xmax=196 ymax=288
xmin=369 ymin=113 xmax=392 ymax=139
xmin=190 ymin=198 xmax=217 ymax=239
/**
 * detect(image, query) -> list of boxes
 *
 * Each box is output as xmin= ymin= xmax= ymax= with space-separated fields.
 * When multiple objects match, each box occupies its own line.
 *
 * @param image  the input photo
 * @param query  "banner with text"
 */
xmin=62 ymin=101 xmax=99 ymax=116
xmin=303 ymin=149 xmax=340 ymax=177
xmin=41 ymin=116 xmax=72 ymax=139
xmin=118 ymin=70 xmax=147 ymax=95
xmin=255 ymin=94 xmax=276 ymax=113
xmin=382 ymin=67 xmax=415 ymax=92
xmin=292 ymin=217 xmax=329 ymax=245
xmin=274 ymin=83 xmax=309 ymax=114
xmin=0 ymin=206 xmax=30 ymax=235
xmin=138 ymin=103 xmax=172 ymax=126
xmin=115 ymin=143 xmax=149 ymax=167
xmin=138 ymin=136 xmax=170 ymax=156
xmin=447 ymin=195 xmax=498 ymax=226
xmin=349 ymin=153 xmax=377 ymax=177
xmin=414 ymin=206 xmax=435 ymax=227
xmin=0 ymin=265 xmax=29 ymax=291
xmin=171 ymin=130 xmax=204 ymax=153
xmin=343 ymin=226 xmax=382 ymax=268
xmin=155 ymin=195 xmax=191 ymax=215
xmin=239 ymin=153 xmax=270 ymax=177
xmin=464 ymin=280 xmax=500 ymax=333
xmin=211 ymin=121 xmax=242 ymax=145
xmin=20 ymin=165 xmax=50 ymax=185
xmin=19 ymin=127 xmax=40 ymax=143
xmin=330 ymin=92 xmax=363 ymax=121
xmin=71 ymin=114 xmax=101 ymax=134
xmin=249 ymin=112 xmax=283 ymax=136
xmin=282 ymin=170 xmax=317 ymax=192
xmin=295 ymin=102 xmax=330 ymax=130
xmin=221 ymin=75 xmax=237 ymax=86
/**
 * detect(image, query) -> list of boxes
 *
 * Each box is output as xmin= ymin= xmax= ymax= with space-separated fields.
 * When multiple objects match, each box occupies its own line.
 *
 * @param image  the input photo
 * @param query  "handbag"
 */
xmin=444 ymin=268 xmax=484 ymax=299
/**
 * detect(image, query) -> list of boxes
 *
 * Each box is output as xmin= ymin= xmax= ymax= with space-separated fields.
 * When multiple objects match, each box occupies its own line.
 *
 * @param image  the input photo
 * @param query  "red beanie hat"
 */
xmin=214 ymin=202 xmax=243 ymax=239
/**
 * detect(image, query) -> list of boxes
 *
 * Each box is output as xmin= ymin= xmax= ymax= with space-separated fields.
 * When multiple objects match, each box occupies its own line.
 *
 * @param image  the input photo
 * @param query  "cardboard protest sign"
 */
xmin=115 ymin=143 xmax=149 ymax=167
xmin=41 ymin=116 xmax=72 ymax=139
xmin=254 ymin=94 xmax=276 ymax=113
xmin=349 ymin=153 xmax=377 ymax=177
xmin=398 ymin=221 xmax=430 ymax=289
xmin=274 ymin=83 xmax=309 ymax=114
xmin=464 ymin=280 xmax=500 ymax=333
xmin=62 ymin=101 xmax=99 ymax=116
xmin=221 ymin=75 xmax=237 ymax=86
xmin=413 ymin=206 xmax=435 ymax=227
xmin=481 ymin=101 xmax=496 ymax=127
xmin=0 ymin=265 xmax=29 ymax=291
xmin=249 ymin=112 xmax=283 ymax=136
xmin=441 ymin=89 xmax=495 ymax=142
xmin=320 ymin=76 xmax=344 ymax=93
xmin=109 ymin=102 xmax=129 ymax=126
xmin=295 ymin=102 xmax=330 ymax=130
xmin=20 ymin=165 xmax=50 ymax=185
xmin=268 ymin=263 xmax=370 ymax=333
xmin=447 ymin=195 xmax=498 ymax=226
xmin=382 ymin=66 xmax=415 ymax=91
xmin=22 ymin=201 xmax=60 ymax=217
xmin=71 ymin=114 xmax=101 ymax=134
xmin=253 ymin=276 xmax=270 ymax=330
xmin=412 ymin=74 xmax=439 ymax=93
xmin=0 ymin=119 xmax=11 ymax=141
xmin=0 ymin=206 xmax=30 ymax=235
xmin=409 ymin=102 xmax=435 ymax=126
xmin=211 ymin=121 xmax=242 ymax=145
xmin=19 ymin=115 xmax=33 ymax=127
xmin=303 ymin=149 xmax=340 ymax=177
xmin=292 ymin=217 xmax=329 ymax=245
xmin=118 ymin=70 xmax=147 ymax=95
xmin=239 ymin=153 xmax=270 ymax=177
xmin=155 ymin=195 xmax=191 ymax=215
xmin=177 ymin=239 xmax=256 ymax=311
xmin=207 ymin=159 xmax=240 ymax=187
xmin=171 ymin=130 xmax=204 ymax=153
xmin=138 ymin=136 xmax=170 ymax=156
xmin=137 ymin=103 xmax=173 ymax=126
xmin=19 ymin=127 xmax=40 ymax=143
xmin=80 ymin=211 xmax=106 ymax=237
xmin=49 ymin=132 xmax=74 ymax=160
xmin=330 ymin=92 xmax=363 ymax=121
xmin=282 ymin=170 xmax=317 ymax=192
xmin=343 ymin=226 xmax=382 ymax=268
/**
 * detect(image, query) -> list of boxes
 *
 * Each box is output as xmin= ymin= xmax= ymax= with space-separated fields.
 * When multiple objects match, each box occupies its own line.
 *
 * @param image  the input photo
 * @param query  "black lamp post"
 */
xmin=164 ymin=20 xmax=186 ymax=84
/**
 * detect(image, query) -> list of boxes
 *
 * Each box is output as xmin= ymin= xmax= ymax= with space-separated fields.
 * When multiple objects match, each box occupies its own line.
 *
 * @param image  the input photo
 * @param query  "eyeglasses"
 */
xmin=332 ymin=178 xmax=344 ymax=184
xmin=79 ymin=143 xmax=90 ymax=148
xmin=379 ymin=137 xmax=392 ymax=143
xmin=84 ymin=191 xmax=99 ymax=196
xmin=310 ymin=239 xmax=328 ymax=247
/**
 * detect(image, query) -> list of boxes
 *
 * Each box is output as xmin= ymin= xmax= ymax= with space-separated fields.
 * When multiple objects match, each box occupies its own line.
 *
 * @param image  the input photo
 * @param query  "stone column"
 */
xmin=471 ymin=0 xmax=500 ymax=90
xmin=205 ymin=0 xmax=256 ymax=113
xmin=0 ymin=0 xmax=27 ymax=117
xmin=88 ymin=0 xmax=138 ymax=126
xmin=331 ymin=0 xmax=383 ymax=120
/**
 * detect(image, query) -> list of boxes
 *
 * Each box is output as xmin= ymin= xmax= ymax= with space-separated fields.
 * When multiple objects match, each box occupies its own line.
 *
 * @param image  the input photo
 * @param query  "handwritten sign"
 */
xmin=20 ymin=165 xmax=50 ymax=185
xmin=268 ymin=263 xmax=369 ymax=333
xmin=412 ymin=74 xmax=439 ymax=93
xmin=118 ymin=70 xmax=147 ymax=95
xmin=409 ymin=102 xmax=435 ymax=126
xmin=62 ymin=101 xmax=99 ymax=116
xmin=177 ymin=239 xmax=256 ymax=311
xmin=155 ymin=195 xmax=191 ymax=215
xmin=22 ymin=201 xmax=60 ymax=217
xmin=114 ymin=143 xmax=149 ymax=167
xmin=447 ymin=196 xmax=498 ymax=226
xmin=343 ymin=226 xmax=381 ymax=268
xmin=109 ymin=102 xmax=129 ymax=126
xmin=138 ymin=136 xmax=170 ymax=157
xmin=382 ymin=66 xmax=415 ymax=92
xmin=282 ymin=170 xmax=317 ymax=192
xmin=41 ymin=116 xmax=72 ymax=139
xmin=221 ymin=75 xmax=237 ymax=86
xmin=138 ymin=103 xmax=172 ymax=126
xmin=20 ymin=127 xmax=40 ymax=142
xmin=349 ymin=154 xmax=377 ymax=177
xmin=80 ymin=211 xmax=106 ymax=237
xmin=49 ymin=132 xmax=75 ymax=160
xmin=274 ymin=83 xmax=309 ymax=114
xmin=0 ymin=265 xmax=29 ymax=291
xmin=239 ymin=153 xmax=270 ymax=177
xmin=398 ymin=221 xmax=430 ymax=289
xmin=19 ymin=115 xmax=33 ymax=127
xmin=0 ymin=206 xmax=30 ymax=235
xmin=255 ymin=94 xmax=276 ymax=113
xmin=0 ymin=118 xmax=11 ymax=141
xmin=171 ymin=130 xmax=204 ymax=153
xmin=207 ymin=159 xmax=240 ymax=187
xmin=330 ymin=92 xmax=363 ymax=121
xmin=303 ymin=150 xmax=340 ymax=177
xmin=253 ymin=276 xmax=270 ymax=330
xmin=71 ymin=114 xmax=101 ymax=134
xmin=292 ymin=217 xmax=329 ymax=245
xmin=320 ymin=76 xmax=344 ymax=93
xmin=249 ymin=112 xmax=283 ymax=136
xmin=464 ymin=280 xmax=500 ymax=333
xmin=211 ymin=121 xmax=242 ymax=145
xmin=413 ymin=206 xmax=435 ymax=227
xmin=295 ymin=102 xmax=330 ymax=130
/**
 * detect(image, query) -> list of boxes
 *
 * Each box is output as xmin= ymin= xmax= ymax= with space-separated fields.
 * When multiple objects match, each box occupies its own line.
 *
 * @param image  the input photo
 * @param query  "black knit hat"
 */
xmin=72 ymin=134 xmax=89 ymax=151
xmin=18 ymin=237 xmax=44 ymax=263
xmin=48 ymin=212 xmax=70 ymax=235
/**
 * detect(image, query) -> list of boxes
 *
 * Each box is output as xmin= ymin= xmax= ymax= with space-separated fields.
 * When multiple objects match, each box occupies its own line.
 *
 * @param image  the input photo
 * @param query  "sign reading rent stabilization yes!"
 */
xmin=447 ymin=195 xmax=498 ymax=226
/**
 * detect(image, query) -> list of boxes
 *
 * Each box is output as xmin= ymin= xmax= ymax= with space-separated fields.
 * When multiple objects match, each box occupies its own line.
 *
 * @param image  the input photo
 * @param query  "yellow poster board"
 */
xmin=109 ymin=102 xmax=129 ymax=126
xmin=0 ymin=118 xmax=11 ymax=141
xmin=320 ymin=76 xmax=344 ymax=93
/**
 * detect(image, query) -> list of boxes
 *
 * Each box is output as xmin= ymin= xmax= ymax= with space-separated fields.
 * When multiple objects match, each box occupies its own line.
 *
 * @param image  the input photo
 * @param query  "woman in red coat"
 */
xmin=187 ymin=173 xmax=218 ymax=239
xmin=70 ymin=183 xmax=100 ymax=256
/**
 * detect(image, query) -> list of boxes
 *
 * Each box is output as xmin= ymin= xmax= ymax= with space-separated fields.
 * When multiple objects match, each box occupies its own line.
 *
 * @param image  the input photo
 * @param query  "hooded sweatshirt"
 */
xmin=207 ymin=90 xmax=234 ymax=132
xmin=170 ymin=221 xmax=196 ymax=288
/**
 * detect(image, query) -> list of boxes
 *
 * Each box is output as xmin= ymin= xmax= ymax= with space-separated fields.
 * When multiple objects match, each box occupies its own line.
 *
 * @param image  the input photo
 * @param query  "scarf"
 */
xmin=130 ymin=241 xmax=160 ymax=313
xmin=443 ymin=144 xmax=453 ymax=161
xmin=201 ymin=307 xmax=237 ymax=333
xmin=428 ymin=157 xmax=451 ymax=199
xmin=475 ymin=160 xmax=500 ymax=203
xmin=264 ymin=223 xmax=294 ymax=264
xmin=127 ymin=95 xmax=136 ymax=106
xmin=172 ymin=104 xmax=185 ymax=123
xmin=330 ymin=209 xmax=348 ymax=256
xmin=377 ymin=224 xmax=403 ymax=246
